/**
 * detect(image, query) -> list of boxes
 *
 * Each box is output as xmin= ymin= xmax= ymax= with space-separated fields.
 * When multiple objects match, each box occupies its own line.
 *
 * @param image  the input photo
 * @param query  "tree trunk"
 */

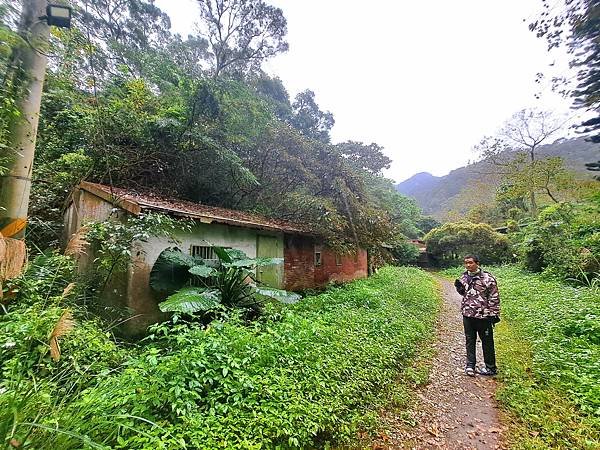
xmin=0 ymin=0 xmax=49 ymax=239
xmin=529 ymin=190 xmax=538 ymax=217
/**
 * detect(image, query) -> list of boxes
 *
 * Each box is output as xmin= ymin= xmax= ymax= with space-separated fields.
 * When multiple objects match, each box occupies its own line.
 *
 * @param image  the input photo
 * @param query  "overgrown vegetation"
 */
xmin=424 ymin=195 xmax=599 ymax=282
xmin=443 ymin=265 xmax=600 ymax=448
xmin=423 ymin=221 xmax=512 ymax=266
xmin=0 ymin=254 xmax=129 ymax=449
xmin=1 ymin=262 xmax=439 ymax=449
xmin=153 ymin=246 xmax=300 ymax=321
xmin=512 ymin=200 xmax=600 ymax=281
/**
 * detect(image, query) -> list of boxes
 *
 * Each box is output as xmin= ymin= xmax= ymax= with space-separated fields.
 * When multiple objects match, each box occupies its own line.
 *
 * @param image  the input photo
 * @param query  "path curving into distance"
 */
xmin=373 ymin=276 xmax=506 ymax=449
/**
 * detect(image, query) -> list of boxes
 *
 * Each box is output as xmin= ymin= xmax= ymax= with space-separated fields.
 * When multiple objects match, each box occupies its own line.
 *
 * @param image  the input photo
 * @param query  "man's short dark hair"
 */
xmin=463 ymin=254 xmax=480 ymax=263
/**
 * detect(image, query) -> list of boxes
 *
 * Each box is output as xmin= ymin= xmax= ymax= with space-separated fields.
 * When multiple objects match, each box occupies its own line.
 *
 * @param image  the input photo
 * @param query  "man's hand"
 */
xmin=454 ymin=279 xmax=466 ymax=296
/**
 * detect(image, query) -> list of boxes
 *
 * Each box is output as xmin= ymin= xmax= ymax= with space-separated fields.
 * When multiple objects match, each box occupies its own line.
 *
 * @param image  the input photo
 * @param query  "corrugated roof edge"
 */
xmin=76 ymin=181 xmax=313 ymax=235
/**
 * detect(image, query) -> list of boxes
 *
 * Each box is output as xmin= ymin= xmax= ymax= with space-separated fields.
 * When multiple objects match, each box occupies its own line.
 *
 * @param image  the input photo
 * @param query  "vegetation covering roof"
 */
xmin=78 ymin=182 xmax=312 ymax=235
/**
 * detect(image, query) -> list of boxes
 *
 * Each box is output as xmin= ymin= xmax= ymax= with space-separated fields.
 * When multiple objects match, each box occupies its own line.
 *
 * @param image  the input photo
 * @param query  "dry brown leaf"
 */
xmin=61 ymin=282 xmax=76 ymax=297
xmin=0 ymin=236 xmax=27 ymax=281
xmin=427 ymin=426 xmax=440 ymax=437
xmin=49 ymin=310 xmax=75 ymax=362
xmin=0 ymin=231 xmax=6 ymax=264
xmin=64 ymin=226 xmax=89 ymax=257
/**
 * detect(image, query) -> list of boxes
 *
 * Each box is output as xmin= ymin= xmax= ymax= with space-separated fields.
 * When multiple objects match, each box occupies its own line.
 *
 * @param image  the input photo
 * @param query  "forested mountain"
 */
xmin=396 ymin=137 xmax=599 ymax=218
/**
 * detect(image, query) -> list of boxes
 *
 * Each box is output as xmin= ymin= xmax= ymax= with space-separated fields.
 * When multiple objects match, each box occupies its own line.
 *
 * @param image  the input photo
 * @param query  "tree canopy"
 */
xmin=530 ymin=0 xmax=600 ymax=142
xmin=1 ymin=0 xmax=425 ymax=255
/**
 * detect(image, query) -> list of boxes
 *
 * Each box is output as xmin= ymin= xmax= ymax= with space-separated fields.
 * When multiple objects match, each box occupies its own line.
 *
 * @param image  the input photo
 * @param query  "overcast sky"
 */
xmin=155 ymin=0 xmax=576 ymax=183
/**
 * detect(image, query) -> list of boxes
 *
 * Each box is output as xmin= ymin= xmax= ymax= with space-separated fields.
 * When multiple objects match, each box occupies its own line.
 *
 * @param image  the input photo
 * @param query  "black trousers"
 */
xmin=463 ymin=316 xmax=496 ymax=370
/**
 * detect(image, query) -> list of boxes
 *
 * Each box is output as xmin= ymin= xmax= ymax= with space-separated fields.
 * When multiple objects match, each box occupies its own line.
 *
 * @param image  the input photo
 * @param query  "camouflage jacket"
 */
xmin=457 ymin=270 xmax=500 ymax=319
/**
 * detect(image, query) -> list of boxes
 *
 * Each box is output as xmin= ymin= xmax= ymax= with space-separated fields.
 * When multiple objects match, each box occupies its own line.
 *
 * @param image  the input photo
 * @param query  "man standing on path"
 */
xmin=454 ymin=255 xmax=500 ymax=377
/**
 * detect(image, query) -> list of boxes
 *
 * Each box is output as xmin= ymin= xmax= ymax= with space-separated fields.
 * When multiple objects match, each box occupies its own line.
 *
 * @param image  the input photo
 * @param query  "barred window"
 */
xmin=190 ymin=245 xmax=227 ymax=265
xmin=315 ymin=251 xmax=322 ymax=267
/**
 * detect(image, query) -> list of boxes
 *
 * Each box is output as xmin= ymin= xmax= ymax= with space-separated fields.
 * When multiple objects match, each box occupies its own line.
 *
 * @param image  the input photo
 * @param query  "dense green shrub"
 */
xmin=443 ymin=265 xmax=600 ymax=448
xmin=512 ymin=202 xmax=600 ymax=281
xmin=3 ymin=267 xmax=439 ymax=449
xmin=4 ymin=252 xmax=76 ymax=303
xmin=390 ymin=241 xmax=421 ymax=266
xmin=424 ymin=221 xmax=511 ymax=266
xmin=1 ymin=254 xmax=128 ymax=448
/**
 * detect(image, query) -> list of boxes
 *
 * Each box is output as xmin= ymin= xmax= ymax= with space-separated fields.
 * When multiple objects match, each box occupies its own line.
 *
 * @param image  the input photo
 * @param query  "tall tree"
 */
xmin=476 ymin=109 xmax=567 ymax=216
xmin=335 ymin=141 xmax=391 ymax=174
xmin=530 ymin=0 xmax=600 ymax=141
xmin=251 ymin=73 xmax=292 ymax=120
xmin=197 ymin=0 xmax=288 ymax=78
xmin=70 ymin=0 xmax=173 ymax=81
xmin=289 ymin=89 xmax=334 ymax=143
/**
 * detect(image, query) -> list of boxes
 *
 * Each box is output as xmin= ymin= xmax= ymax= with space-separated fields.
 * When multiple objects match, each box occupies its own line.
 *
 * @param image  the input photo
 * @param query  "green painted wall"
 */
xmin=256 ymin=234 xmax=284 ymax=288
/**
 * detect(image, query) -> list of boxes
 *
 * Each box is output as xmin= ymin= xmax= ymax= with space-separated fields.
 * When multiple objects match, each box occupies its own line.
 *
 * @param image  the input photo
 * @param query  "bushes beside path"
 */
xmin=2 ymin=265 xmax=439 ymax=449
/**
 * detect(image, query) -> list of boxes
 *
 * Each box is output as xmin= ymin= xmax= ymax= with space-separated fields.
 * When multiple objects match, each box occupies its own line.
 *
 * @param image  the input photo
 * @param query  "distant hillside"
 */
xmin=396 ymin=137 xmax=600 ymax=218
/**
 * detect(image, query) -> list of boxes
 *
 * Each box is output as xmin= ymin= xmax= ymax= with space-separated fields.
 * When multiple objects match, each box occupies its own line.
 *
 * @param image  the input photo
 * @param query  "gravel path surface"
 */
xmin=372 ymin=276 xmax=506 ymax=449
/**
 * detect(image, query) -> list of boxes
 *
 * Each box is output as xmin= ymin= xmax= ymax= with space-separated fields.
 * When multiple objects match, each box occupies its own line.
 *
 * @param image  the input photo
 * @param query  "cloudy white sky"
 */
xmin=155 ymin=0 xmax=576 ymax=183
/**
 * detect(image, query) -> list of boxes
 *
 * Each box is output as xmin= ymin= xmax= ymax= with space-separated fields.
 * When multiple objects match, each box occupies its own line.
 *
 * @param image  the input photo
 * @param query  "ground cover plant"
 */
xmin=0 ymin=253 xmax=130 ymax=449
xmin=2 ymin=265 xmax=439 ymax=449
xmin=443 ymin=265 xmax=600 ymax=448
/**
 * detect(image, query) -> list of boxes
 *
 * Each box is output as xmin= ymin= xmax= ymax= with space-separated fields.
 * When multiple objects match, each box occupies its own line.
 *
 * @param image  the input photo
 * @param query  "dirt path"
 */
xmin=373 ymin=277 xmax=506 ymax=449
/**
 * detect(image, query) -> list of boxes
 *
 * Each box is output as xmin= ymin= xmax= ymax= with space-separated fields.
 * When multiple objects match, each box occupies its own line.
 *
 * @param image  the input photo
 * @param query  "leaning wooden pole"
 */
xmin=0 ymin=0 xmax=49 ymax=239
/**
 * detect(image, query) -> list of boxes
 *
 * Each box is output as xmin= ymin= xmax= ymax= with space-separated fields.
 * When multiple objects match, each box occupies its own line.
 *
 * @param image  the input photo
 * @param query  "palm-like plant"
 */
xmin=150 ymin=246 xmax=300 ymax=318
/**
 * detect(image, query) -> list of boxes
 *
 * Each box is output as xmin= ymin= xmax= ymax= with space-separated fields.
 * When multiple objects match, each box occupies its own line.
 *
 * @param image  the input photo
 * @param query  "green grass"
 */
xmin=443 ymin=265 xmax=600 ymax=449
xmin=2 ymin=266 xmax=440 ymax=449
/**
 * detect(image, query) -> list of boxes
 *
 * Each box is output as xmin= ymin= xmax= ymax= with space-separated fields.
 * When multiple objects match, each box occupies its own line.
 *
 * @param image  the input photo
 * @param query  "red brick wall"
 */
xmin=284 ymin=234 xmax=368 ymax=290
xmin=314 ymin=248 xmax=368 ymax=285
xmin=283 ymin=234 xmax=316 ymax=290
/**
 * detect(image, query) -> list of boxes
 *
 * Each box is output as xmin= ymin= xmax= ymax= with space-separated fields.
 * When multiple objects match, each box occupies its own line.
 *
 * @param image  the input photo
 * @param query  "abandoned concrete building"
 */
xmin=64 ymin=182 xmax=368 ymax=334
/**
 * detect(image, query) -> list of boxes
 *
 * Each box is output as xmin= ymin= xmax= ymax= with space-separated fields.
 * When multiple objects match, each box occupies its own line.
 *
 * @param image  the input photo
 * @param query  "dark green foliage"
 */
xmin=5 ymin=267 xmax=438 ymax=449
xmin=252 ymin=74 xmax=292 ymax=120
xmin=154 ymin=246 xmax=296 ymax=318
xmin=149 ymin=248 xmax=197 ymax=294
xmin=424 ymin=221 xmax=512 ymax=265
xmin=390 ymin=241 xmax=421 ymax=266
xmin=158 ymin=287 xmax=221 ymax=314
xmin=365 ymin=173 xmax=422 ymax=237
xmin=289 ymin=89 xmax=335 ymax=143
xmin=188 ymin=265 xmax=218 ymax=277
xmin=335 ymin=141 xmax=391 ymax=174
xmin=512 ymin=202 xmax=600 ymax=280
xmin=416 ymin=216 xmax=441 ymax=235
